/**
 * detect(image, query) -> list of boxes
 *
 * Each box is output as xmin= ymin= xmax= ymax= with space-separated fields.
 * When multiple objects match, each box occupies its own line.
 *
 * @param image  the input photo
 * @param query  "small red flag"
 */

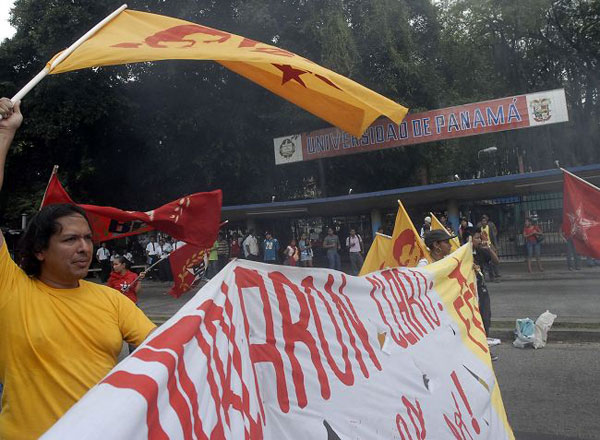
xmin=167 ymin=244 xmax=208 ymax=298
xmin=41 ymin=172 xmax=222 ymax=249
xmin=562 ymin=171 xmax=600 ymax=259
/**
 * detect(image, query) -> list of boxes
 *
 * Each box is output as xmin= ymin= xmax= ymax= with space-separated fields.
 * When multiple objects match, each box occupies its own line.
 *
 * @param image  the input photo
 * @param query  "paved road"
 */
xmin=137 ymin=269 xmax=600 ymax=326
xmin=488 ymin=277 xmax=600 ymax=324
xmin=494 ymin=342 xmax=600 ymax=440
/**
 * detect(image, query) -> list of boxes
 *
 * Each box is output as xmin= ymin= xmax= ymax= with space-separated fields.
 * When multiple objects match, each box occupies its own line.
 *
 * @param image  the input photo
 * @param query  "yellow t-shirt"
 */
xmin=0 ymin=242 xmax=156 ymax=439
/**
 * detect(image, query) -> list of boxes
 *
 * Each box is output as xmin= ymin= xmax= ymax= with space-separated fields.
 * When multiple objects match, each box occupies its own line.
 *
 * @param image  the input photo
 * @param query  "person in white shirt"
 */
xmin=145 ymin=236 xmax=161 ymax=279
xmin=95 ymin=242 xmax=111 ymax=282
xmin=243 ymin=230 xmax=259 ymax=261
xmin=346 ymin=229 xmax=364 ymax=275
xmin=157 ymin=238 xmax=172 ymax=282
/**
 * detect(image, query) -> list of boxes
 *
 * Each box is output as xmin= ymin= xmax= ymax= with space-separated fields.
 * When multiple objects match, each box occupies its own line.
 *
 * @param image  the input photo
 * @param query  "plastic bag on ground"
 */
xmin=533 ymin=310 xmax=557 ymax=349
xmin=513 ymin=318 xmax=535 ymax=348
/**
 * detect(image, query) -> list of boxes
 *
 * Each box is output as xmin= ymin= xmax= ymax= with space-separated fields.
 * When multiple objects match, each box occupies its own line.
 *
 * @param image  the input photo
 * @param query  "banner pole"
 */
xmin=560 ymin=168 xmax=600 ymax=192
xmin=11 ymin=4 xmax=128 ymax=103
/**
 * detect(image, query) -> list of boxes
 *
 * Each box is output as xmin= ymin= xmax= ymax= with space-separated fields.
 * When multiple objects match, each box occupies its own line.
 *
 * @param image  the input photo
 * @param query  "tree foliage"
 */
xmin=0 ymin=0 xmax=598 ymax=225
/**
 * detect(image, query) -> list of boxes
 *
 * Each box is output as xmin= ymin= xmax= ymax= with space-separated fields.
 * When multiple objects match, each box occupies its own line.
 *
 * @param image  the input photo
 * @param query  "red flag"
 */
xmin=41 ymin=172 xmax=222 ymax=249
xmin=562 ymin=170 xmax=600 ymax=259
xmin=40 ymin=170 xmax=75 ymax=206
xmin=167 ymin=244 xmax=208 ymax=298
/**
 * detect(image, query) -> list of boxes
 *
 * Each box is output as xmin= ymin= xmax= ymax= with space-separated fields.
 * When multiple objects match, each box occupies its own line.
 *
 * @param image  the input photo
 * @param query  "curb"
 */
xmin=490 ymin=328 xmax=600 ymax=343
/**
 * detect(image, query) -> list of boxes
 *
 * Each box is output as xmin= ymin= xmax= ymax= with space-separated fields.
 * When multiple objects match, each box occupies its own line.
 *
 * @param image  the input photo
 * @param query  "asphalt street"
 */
xmin=494 ymin=342 xmax=600 ymax=440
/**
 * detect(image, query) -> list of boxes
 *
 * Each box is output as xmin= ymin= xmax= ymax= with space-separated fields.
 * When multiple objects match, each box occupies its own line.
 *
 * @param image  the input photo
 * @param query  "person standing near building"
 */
xmin=229 ymin=232 xmax=241 ymax=260
xmin=96 ymin=242 xmax=111 ymax=282
xmin=216 ymin=232 xmax=229 ymax=270
xmin=469 ymin=227 xmax=499 ymax=361
xmin=262 ymin=231 xmax=280 ymax=264
xmin=479 ymin=214 xmax=500 ymax=281
xmin=157 ymin=238 xmax=172 ymax=282
xmin=420 ymin=216 xmax=432 ymax=238
xmin=523 ymin=218 xmax=544 ymax=273
xmin=0 ymin=97 xmax=156 ymax=439
xmin=207 ymin=239 xmax=219 ymax=278
xmin=243 ymin=230 xmax=259 ymax=261
xmin=346 ymin=228 xmax=364 ymax=275
xmin=298 ymin=232 xmax=313 ymax=267
xmin=284 ymin=239 xmax=299 ymax=266
xmin=323 ymin=227 xmax=341 ymax=270
xmin=458 ymin=217 xmax=473 ymax=244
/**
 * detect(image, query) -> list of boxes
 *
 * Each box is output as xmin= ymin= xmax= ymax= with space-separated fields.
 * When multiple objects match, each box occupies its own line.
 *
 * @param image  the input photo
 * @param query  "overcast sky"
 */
xmin=0 ymin=0 xmax=16 ymax=41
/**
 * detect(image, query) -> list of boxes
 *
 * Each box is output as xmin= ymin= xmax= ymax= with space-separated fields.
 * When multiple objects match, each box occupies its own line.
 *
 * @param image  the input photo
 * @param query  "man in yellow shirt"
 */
xmin=0 ymin=98 xmax=156 ymax=439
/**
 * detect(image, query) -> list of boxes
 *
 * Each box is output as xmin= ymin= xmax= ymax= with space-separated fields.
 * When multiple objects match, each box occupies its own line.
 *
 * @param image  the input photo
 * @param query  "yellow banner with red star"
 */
xmin=46 ymin=9 xmax=408 ymax=137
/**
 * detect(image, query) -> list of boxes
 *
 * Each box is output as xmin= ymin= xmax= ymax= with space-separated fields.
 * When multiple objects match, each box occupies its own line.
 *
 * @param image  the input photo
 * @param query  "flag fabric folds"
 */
xmin=562 ymin=170 xmax=600 ymax=259
xmin=40 ymin=172 xmax=222 ymax=249
xmin=430 ymin=212 xmax=460 ymax=252
xmin=46 ymin=9 xmax=408 ymax=137
xmin=358 ymin=233 xmax=391 ymax=276
xmin=386 ymin=201 xmax=430 ymax=268
xmin=43 ymin=244 xmax=514 ymax=439
xmin=167 ymin=244 xmax=207 ymax=298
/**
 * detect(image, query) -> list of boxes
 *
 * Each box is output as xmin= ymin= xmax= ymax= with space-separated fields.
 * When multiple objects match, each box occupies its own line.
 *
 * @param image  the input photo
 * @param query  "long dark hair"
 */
xmin=18 ymin=204 xmax=91 ymax=277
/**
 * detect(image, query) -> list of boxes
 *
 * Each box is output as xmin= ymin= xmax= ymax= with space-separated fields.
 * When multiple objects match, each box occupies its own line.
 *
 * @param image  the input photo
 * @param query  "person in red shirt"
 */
xmin=107 ymin=256 xmax=144 ymax=303
xmin=523 ymin=218 xmax=544 ymax=273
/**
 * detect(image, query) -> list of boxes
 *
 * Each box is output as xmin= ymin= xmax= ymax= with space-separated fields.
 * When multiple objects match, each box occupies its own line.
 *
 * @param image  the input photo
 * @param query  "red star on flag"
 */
xmin=562 ymin=170 xmax=600 ymax=259
xmin=272 ymin=64 xmax=309 ymax=87
xmin=568 ymin=205 xmax=600 ymax=241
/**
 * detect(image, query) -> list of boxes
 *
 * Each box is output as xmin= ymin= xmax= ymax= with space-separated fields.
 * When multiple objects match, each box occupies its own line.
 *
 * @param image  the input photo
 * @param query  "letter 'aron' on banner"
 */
xmin=273 ymin=88 xmax=569 ymax=165
xmin=43 ymin=243 xmax=514 ymax=439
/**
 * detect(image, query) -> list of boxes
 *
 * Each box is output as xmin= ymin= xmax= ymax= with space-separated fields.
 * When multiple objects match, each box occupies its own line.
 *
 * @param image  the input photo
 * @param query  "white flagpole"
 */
xmin=561 ymin=167 xmax=600 ymax=192
xmin=375 ymin=232 xmax=392 ymax=239
xmin=11 ymin=4 xmax=128 ymax=104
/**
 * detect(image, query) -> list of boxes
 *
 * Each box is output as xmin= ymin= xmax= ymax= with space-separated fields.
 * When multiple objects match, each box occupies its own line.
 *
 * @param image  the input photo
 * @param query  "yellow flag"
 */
xmin=430 ymin=212 xmax=460 ymax=252
xmin=385 ymin=201 xmax=430 ymax=268
xmin=358 ymin=233 xmax=391 ymax=276
xmin=47 ymin=9 xmax=408 ymax=137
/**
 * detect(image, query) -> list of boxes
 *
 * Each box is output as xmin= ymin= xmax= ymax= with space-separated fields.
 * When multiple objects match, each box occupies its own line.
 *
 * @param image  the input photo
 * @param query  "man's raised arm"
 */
xmin=0 ymin=98 xmax=24 ymax=248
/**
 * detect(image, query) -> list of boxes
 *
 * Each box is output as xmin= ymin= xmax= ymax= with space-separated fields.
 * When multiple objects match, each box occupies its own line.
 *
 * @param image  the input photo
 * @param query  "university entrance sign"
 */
xmin=273 ymin=89 xmax=568 ymax=165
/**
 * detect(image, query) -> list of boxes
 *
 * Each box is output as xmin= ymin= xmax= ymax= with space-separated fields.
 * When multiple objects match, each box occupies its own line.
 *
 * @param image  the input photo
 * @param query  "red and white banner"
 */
xmin=43 ymin=244 xmax=513 ymax=439
xmin=274 ymin=89 xmax=568 ymax=164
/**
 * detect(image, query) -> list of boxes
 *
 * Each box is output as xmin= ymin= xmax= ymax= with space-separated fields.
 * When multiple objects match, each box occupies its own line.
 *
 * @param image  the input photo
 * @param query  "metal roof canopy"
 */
xmin=222 ymin=164 xmax=600 ymax=220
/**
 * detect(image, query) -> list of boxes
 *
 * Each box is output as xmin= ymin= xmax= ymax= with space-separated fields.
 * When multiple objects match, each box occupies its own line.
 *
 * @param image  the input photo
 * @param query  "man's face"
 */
xmin=472 ymin=232 xmax=482 ymax=248
xmin=481 ymin=217 xmax=488 ymax=226
xmin=266 ymin=233 xmax=272 ymax=239
xmin=350 ymin=229 xmax=356 ymax=236
xmin=36 ymin=214 xmax=93 ymax=286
